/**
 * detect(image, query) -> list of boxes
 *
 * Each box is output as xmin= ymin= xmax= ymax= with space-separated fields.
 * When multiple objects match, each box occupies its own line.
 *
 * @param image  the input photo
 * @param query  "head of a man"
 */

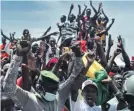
xmin=113 ymin=74 xmax=124 ymax=90
xmin=82 ymin=80 xmax=98 ymax=107
xmin=97 ymin=17 xmax=102 ymax=24
xmin=70 ymin=41 xmax=82 ymax=57
xmin=68 ymin=14 xmax=76 ymax=23
xmin=49 ymin=37 xmax=56 ymax=47
xmin=36 ymin=70 xmax=59 ymax=102
xmin=32 ymin=43 xmax=39 ymax=53
xmin=60 ymin=15 xmax=66 ymax=23
xmin=22 ymin=29 xmax=30 ymax=41
xmin=86 ymin=9 xmax=91 ymax=17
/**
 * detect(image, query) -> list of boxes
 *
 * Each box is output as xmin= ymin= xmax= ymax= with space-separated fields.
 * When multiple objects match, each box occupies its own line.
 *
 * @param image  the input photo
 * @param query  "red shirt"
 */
xmin=80 ymin=40 xmax=87 ymax=53
xmin=0 ymin=44 xmax=6 ymax=50
xmin=0 ymin=51 xmax=9 ymax=59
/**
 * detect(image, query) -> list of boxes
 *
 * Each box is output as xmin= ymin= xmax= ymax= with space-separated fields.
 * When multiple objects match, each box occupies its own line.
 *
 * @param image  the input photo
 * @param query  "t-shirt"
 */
xmin=73 ymin=99 xmax=102 ymax=111
xmin=83 ymin=16 xmax=93 ymax=32
xmin=107 ymin=97 xmax=118 ymax=111
xmin=66 ymin=21 xmax=78 ymax=40
xmin=60 ymin=22 xmax=69 ymax=36
xmin=0 ymin=44 xmax=6 ymax=50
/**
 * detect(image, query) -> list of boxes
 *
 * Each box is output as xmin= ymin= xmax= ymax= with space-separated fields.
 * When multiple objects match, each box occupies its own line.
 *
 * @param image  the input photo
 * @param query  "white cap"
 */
xmin=82 ymin=79 xmax=98 ymax=91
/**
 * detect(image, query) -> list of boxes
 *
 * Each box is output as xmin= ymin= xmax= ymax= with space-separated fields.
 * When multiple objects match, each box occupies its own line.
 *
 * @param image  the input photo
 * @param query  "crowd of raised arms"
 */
xmin=1 ymin=1 xmax=134 ymax=111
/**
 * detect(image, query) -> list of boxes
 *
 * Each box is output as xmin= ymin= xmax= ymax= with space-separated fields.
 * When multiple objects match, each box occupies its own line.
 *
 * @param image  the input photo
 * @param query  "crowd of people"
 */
xmin=1 ymin=1 xmax=134 ymax=111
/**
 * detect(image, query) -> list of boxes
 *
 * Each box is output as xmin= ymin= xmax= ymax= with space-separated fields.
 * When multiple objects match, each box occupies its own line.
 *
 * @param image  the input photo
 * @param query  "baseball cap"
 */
xmin=82 ymin=79 xmax=98 ymax=91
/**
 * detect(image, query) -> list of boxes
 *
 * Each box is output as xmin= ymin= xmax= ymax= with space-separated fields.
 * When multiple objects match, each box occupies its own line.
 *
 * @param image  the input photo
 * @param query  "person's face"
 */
xmin=114 ymin=74 xmax=123 ymax=89
xmin=60 ymin=16 xmax=66 ymax=23
xmin=72 ymin=43 xmax=82 ymax=55
xmin=87 ymin=50 xmax=96 ymax=63
xmin=87 ymin=39 xmax=94 ymax=50
xmin=50 ymin=40 xmax=56 ymax=47
xmin=82 ymin=85 xmax=98 ymax=107
xmin=68 ymin=14 xmax=76 ymax=22
xmin=23 ymin=31 xmax=30 ymax=40
xmin=98 ymin=17 xmax=102 ymax=24
xmin=32 ymin=45 xmax=38 ymax=53
xmin=86 ymin=9 xmax=91 ymax=16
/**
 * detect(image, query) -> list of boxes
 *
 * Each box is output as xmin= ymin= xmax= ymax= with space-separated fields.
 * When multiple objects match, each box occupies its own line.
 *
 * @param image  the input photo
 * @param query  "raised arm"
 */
xmin=95 ymin=37 xmax=107 ymax=67
xmin=97 ymin=2 xmax=102 ymax=14
xmin=117 ymin=36 xmax=131 ymax=70
xmin=102 ymin=9 xmax=109 ymax=26
xmin=81 ymin=4 xmax=87 ymax=17
xmin=90 ymin=0 xmax=97 ymax=14
xmin=105 ymin=49 xmax=121 ymax=73
xmin=1 ymin=30 xmax=10 ymax=41
xmin=106 ymin=34 xmax=113 ymax=62
xmin=68 ymin=4 xmax=74 ymax=20
xmin=91 ymin=3 xmax=102 ymax=24
xmin=3 ymin=42 xmax=35 ymax=109
xmin=52 ymin=53 xmax=70 ymax=75
xmin=21 ymin=64 xmax=32 ymax=91
xmin=42 ymin=26 xmax=51 ymax=37
xmin=78 ymin=5 xmax=81 ymax=15
xmin=9 ymin=32 xmax=16 ymax=42
xmin=97 ymin=18 xmax=115 ymax=37
xmin=35 ymin=32 xmax=59 ymax=41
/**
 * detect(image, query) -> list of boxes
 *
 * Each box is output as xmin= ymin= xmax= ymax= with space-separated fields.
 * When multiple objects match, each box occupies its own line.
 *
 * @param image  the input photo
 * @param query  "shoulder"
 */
xmin=107 ymin=97 xmax=118 ymax=111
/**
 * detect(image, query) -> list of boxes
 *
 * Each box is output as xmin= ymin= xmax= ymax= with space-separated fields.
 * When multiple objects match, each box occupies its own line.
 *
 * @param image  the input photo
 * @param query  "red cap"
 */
xmin=109 ymin=72 xmax=114 ymax=77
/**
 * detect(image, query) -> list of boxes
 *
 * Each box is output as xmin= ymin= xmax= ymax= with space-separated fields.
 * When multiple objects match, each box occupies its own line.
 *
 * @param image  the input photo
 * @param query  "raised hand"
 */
xmin=78 ymin=4 xmax=81 ymax=8
xmin=1 ymin=29 xmax=4 ymax=37
xmin=112 ymin=18 xmax=115 ymax=23
xmin=90 ymin=0 xmax=92 ymax=5
xmin=16 ymin=40 xmax=31 ymax=56
xmin=117 ymin=35 xmax=123 ymax=48
xmin=84 ymin=4 xmax=87 ymax=8
xmin=70 ymin=4 xmax=74 ymax=10
xmin=108 ymin=34 xmax=113 ymax=47
xmin=99 ymin=2 xmax=102 ymax=8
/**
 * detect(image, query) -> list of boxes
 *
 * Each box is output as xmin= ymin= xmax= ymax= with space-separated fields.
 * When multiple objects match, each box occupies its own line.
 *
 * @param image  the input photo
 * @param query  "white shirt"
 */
xmin=73 ymin=99 xmax=102 ymax=111
xmin=107 ymin=97 xmax=118 ymax=111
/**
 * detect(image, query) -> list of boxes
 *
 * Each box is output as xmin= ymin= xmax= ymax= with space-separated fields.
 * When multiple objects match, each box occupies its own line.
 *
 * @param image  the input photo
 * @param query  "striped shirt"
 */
xmin=66 ymin=21 xmax=78 ymax=40
xmin=60 ymin=22 xmax=69 ymax=36
xmin=59 ymin=22 xmax=69 ymax=42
